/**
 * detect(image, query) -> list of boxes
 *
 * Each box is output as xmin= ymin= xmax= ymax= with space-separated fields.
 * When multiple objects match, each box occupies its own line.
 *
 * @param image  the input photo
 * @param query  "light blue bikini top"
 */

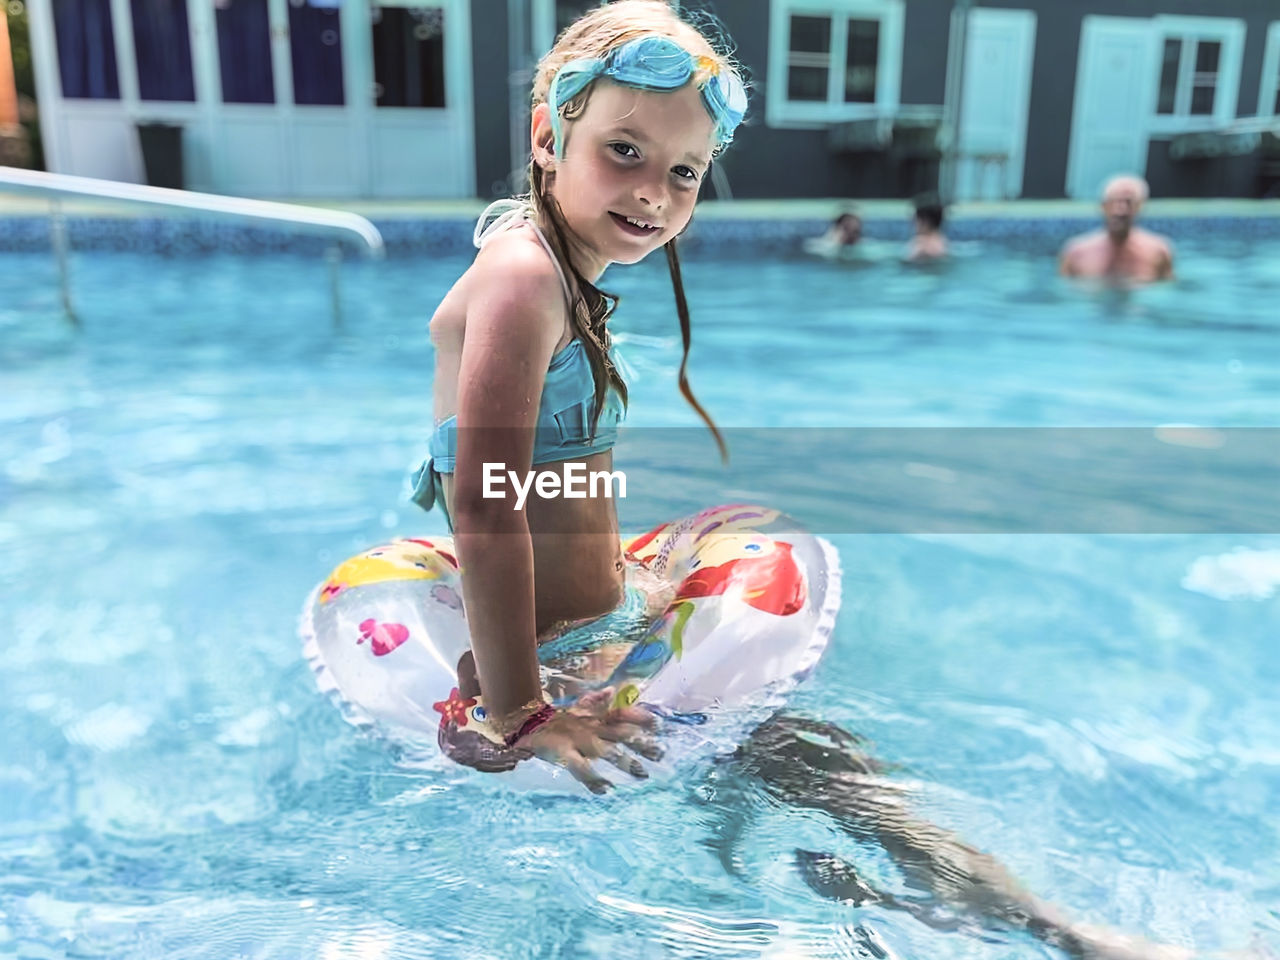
xmin=427 ymin=337 xmax=625 ymax=474
xmin=408 ymin=200 xmax=625 ymax=516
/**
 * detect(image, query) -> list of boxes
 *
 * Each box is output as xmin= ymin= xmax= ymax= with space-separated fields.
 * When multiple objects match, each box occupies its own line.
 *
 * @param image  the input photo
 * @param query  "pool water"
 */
xmin=1 ymin=234 xmax=1278 ymax=959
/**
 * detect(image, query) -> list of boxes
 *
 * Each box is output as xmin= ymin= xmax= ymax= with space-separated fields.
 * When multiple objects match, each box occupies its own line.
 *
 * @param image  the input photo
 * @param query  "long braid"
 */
xmin=530 ymin=164 xmax=628 ymax=436
xmin=664 ymin=236 xmax=728 ymax=462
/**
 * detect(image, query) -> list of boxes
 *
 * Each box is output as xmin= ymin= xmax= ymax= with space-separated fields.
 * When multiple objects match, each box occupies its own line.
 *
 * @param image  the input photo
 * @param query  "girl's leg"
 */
xmin=733 ymin=714 xmax=1197 ymax=960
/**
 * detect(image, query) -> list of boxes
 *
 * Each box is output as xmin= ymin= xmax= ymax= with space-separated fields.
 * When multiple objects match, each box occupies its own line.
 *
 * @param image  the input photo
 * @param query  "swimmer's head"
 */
xmin=520 ymin=1 xmax=743 ymax=461
xmin=834 ymin=211 xmax=862 ymax=245
xmin=1101 ymin=174 xmax=1149 ymax=234
xmin=913 ymin=195 xmax=945 ymax=233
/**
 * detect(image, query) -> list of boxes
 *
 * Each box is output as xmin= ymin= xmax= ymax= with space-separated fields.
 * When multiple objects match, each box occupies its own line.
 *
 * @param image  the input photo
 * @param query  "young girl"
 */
xmin=409 ymin=0 xmax=748 ymax=794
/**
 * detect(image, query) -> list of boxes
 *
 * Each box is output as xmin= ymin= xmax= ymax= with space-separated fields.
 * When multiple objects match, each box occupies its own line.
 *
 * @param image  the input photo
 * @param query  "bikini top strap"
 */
xmin=473 ymin=198 xmax=574 ymax=313
xmin=525 ymin=222 xmax=574 ymax=314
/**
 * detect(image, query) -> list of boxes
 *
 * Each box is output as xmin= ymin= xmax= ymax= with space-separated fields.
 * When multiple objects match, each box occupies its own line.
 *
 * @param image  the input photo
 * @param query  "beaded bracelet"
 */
xmin=503 ymin=702 xmax=557 ymax=748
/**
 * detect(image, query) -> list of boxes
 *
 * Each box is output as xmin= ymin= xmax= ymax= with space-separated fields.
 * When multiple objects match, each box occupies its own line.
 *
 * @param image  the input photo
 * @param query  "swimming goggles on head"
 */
xmin=548 ymin=34 xmax=747 ymax=160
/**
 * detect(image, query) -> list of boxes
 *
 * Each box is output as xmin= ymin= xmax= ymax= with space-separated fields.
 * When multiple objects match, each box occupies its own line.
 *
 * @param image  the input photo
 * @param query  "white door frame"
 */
xmin=365 ymin=0 xmax=475 ymax=197
xmin=1260 ymin=23 xmax=1280 ymax=119
xmin=951 ymin=7 xmax=1037 ymax=200
xmin=1066 ymin=15 xmax=1158 ymax=200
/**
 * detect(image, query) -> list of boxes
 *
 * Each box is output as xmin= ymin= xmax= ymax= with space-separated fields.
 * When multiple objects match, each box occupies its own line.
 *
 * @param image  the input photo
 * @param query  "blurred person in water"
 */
xmin=1059 ymin=175 xmax=1175 ymax=283
xmin=904 ymin=194 xmax=949 ymax=262
xmin=804 ymin=210 xmax=863 ymax=257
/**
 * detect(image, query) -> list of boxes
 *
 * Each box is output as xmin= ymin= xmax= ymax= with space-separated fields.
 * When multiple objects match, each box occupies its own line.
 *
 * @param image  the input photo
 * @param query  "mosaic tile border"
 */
xmin=0 ymin=213 xmax=1278 ymax=257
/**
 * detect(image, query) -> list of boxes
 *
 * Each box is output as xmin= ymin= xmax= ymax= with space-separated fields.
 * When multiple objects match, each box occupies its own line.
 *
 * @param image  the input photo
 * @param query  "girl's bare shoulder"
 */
xmin=432 ymin=226 xmax=568 ymax=350
xmin=474 ymin=228 xmax=567 ymax=311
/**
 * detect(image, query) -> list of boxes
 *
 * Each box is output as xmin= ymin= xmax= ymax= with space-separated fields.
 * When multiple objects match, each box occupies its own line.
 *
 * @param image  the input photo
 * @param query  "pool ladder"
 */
xmin=0 ymin=166 xmax=384 ymax=328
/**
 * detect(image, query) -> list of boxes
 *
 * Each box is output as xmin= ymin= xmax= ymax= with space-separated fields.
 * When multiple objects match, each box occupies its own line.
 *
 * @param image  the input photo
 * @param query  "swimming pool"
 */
xmin=1 ymin=226 xmax=1278 ymax=958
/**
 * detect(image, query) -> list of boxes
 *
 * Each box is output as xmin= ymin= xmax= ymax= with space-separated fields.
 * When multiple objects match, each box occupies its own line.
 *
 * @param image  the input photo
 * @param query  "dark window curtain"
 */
xmin=216 ymin=0 xmax=275 ymax=103
xmin=52 ymin=0 xmax=121 ymax=99
xmin=787 ymin=15 xmax=831 ymax=102
xmin=289 ymin=4 xmax=344 ymax=105
xmin=1156 ymin=38 xmax=1181 ymax=115
xmin=131 ymin=0 xmax=196 ymax=100
xmin=371 ymin=7 xmax=445 ymax=108
xmin=1189 ymin=39 xmax=1220 ymax=116
xmin=844 ymin=18 xmax=879 ymax=103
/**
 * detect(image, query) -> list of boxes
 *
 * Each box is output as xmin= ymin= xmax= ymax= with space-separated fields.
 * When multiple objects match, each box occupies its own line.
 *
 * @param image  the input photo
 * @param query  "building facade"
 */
xmin=27 ymin=0 xmax=478 ymax=196
xmin=674 ymin=0 xmax=1280 ymax=200
xmin=24 ymin=0 xmax=1280 ymax=200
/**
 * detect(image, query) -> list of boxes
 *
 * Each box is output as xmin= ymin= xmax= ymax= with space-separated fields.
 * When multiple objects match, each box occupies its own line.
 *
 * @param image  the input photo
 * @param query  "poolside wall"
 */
xmin=2 ymin=207 xmax=1277 ymax=259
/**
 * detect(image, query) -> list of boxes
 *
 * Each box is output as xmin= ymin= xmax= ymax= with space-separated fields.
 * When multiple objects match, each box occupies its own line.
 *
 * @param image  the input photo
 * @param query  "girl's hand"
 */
xmin=518 ymin=697 xmax=662 ymax=794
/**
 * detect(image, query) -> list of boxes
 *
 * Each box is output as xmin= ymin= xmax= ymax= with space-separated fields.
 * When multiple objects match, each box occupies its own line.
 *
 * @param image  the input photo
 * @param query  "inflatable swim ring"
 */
xmin=300 ymin=503 xmax=841 ymax=791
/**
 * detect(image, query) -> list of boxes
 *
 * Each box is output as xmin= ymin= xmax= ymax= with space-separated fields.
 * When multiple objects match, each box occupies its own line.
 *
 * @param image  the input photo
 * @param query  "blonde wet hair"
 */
xmin=1102 ymin=174 xmax=1150 ymax=204
xmin=523 ymin=0 xmax=747 ymax=459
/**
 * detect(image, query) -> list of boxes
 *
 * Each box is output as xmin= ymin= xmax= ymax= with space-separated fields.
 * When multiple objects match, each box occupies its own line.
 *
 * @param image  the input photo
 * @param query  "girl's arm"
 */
xmin=451 ymin=246 xmax=565 ymax=732
xmin=450 ymin=247 xmax=658 ymax=791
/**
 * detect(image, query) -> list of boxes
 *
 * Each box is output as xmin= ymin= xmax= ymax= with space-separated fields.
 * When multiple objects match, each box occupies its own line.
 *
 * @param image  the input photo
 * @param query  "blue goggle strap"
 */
xmin=547 ymin=37 xmax=745 ymax=159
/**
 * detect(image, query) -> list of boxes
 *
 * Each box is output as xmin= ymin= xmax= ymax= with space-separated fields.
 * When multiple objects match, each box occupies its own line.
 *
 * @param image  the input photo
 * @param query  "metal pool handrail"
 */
xmin=0 ymin=165 xmax=385 ymax=328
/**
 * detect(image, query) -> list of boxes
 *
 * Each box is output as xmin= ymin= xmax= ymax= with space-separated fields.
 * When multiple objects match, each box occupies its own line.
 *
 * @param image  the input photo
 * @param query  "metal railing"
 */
xmin=0 ymin=166 xmax=384 ymax=328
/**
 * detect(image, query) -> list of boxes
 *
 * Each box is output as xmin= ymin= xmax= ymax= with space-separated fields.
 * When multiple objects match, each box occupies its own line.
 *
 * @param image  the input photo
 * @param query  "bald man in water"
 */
xmin=1059 ymin=175 xmax=1175 ymax=283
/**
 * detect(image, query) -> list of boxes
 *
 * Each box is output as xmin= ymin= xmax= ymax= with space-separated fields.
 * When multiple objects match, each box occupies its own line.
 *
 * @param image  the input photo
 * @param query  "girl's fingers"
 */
xmin=595 ymin=720 xmax=645 ymax=743
xmin=594 ymin=718 xmax=663 ymax=759
xmin=567 ymin=693 xmax=655 ymax=729
xmin=586 ymin=723 xmax=663 ymax=764
xmin=563 ymin=753 xmax=611 ymax=795
xmin=608 ymin=704 xmax=658 ymax=728
xmin=528 ymin=713 xmax=660 ymax=791
xmin=599 ymin=744 xmax=648 ymax=780
xmin=633 ymin=737 xmax=663 ymax=762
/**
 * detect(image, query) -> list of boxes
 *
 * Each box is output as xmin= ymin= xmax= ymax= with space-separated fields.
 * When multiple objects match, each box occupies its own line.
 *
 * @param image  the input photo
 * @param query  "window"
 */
xmin=289 ymin=0 xmax=344 ymax=105
xmin=1156 ymin=36 xmax=1219 ymax=116
xmin=767 ymin=0 xmax=904 ymax=126
xmin=215 ymin=0 xmax=274 ymax=104
xmin=1260 ymin=23 xmax=1280 ymax=118
xmin=1149 ymin=16 xmax=1244 ymax=132
xmin=130 ymin=0 xmax=196 ymax=101
xmin=52 ymin=0 xmax=120 ymax=99
xmin=785 ymin=15 xmax=828 ymax=101
xmin=371 ymin=6 xmax=445 ymax=107
xmin=784 ymin=15 xmax=880 ymax=103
